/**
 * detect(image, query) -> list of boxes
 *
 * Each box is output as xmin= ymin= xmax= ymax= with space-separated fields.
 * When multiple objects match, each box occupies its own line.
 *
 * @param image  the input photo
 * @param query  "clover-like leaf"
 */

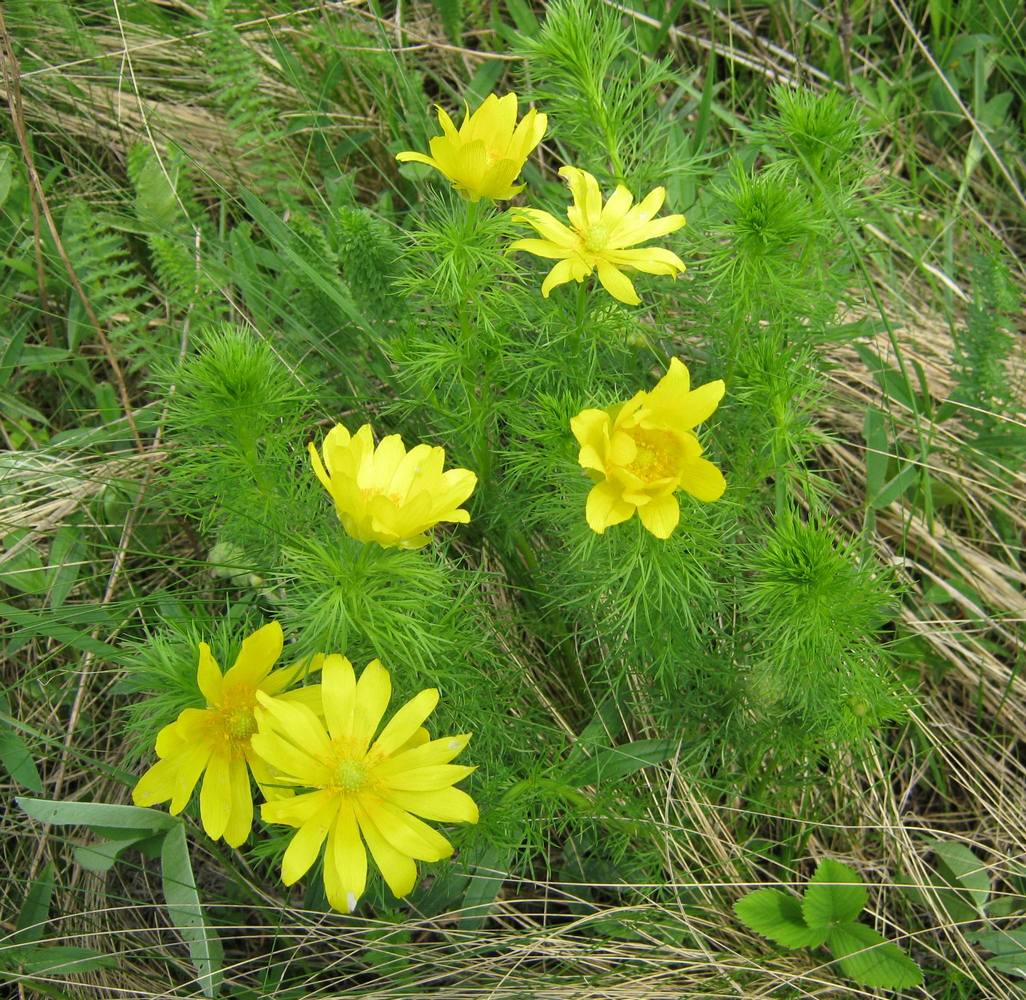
xmin=803 ymin=858 xmax=868 ymax=928
xmin=735 ymin=888 xmax=830 ymax=949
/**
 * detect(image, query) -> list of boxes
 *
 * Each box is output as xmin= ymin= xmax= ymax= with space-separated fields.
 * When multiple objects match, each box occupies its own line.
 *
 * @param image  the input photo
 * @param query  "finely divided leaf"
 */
xmin=802 ymin=859 xmax=867 ymax=928
xmin=828 ymin=922 xmax=923 ymax=989
xmin=734 ymin=888 xmax=830 ymax=949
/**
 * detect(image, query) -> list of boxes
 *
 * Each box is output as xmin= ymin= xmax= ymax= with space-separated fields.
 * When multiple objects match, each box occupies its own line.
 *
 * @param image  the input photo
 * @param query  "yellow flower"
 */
xmin=252 ymin=656 xmax=477 ymax=913
xmin=571 ymin=358 xmax=726 ymax=539
xmin=132 ymin=622 xmax=322 ymax=847
xmin=511 ymin=166 xmax=686 ymax=305
xmin=396 ymin=92 xmax=546 ymax=202
xmin=308 ymin=423 xmax=477 ymax=550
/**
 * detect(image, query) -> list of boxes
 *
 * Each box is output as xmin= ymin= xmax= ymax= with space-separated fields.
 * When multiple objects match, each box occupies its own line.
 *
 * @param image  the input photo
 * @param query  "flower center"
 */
xmin=333 ymin=758 xmax=369 ymax=794
xmin=226 ymin=707 xmax=257 ymax=740
xmin=625 ymin=428 xmax=682 ymax=483
xmin=214 ymin=685 xmax=258 ymax=746
xmin=582 ymin=223 xmax=611 ymax=253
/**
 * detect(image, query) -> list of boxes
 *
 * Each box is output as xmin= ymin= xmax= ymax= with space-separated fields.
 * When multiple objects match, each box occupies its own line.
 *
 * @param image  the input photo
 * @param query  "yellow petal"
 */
xmin=570 ymin=409 xmax=610 ymax=472
xmin=262 ymin=788 xmax=335 ymax=827
xmin=382 ymin=763 xmax=476 ymax=792
xmin=681 ymin=379 xmax=726 ymax=428
xmin=170 ymin=743 xmax=214 ymax=813
xmin=154 ymin=708 xmax=209 ymax=758
xmin=222 ymin=621 xmax=283 ymax=690
xmin=644 ymin=358 xmax=690 ymax=415
xmin=637 ymin=493 xmax=680 ymax=539
xmin=281 ymin=797 xmax=340 ymax=885
xmin=600 ymin=184 xmax=634 ymax=227
xmin=200 ymin=750 xmax=232 ymax=840
xmin=353 ymin=800 xmax=418 ymax=898
xmin=508 ymin=238 xmax=570 ymax=260
xmin=254 ymin=691 xmax=331 ymax=760
xmin=513 ymin=208 xmax=577 ymax=248
xmin=680 ymin=457 xmax=727 ymax=502
xmin=374 ymin=733 xmax=471 ymax=778
xmin=596 ymin=261 xmax=640 ymax=305
xmin=395 ymin=151 xmax=439 ymax=167
xmin=559 ymin=166 xmax=602 ymax=226
xmin=196 ymin=643 xmax=222 ymax=704
xmin=370 ymin=688 xmax=439 ymax=758
xmin=322 ymin=654 xmax=356 ymax=742
xmin=606 ymin=246 xmax=686 ymax=275
xmin=223 ymin=754 xmax=253 ymax=848
xmin=383 ymin=786 xmax=479 ymax=825
xmin=585 ymin=480 xmax=635 ymax=534
xmin=361 ymin=797 xmax=453 ymax=861
xmin=353 ymin=659 xmax=392 ymax=750
xmin=541 ymin=258 xmax=580 ymax=298
xmin=333 ymin=801 xmax=368 ymax=910
xmin=261 ymin=652 xmax=325 ymax=696
xmin=132 ymin=756 xmax=181 ymax=808
xmin=250 ymin=726 xmax=330 ymax=786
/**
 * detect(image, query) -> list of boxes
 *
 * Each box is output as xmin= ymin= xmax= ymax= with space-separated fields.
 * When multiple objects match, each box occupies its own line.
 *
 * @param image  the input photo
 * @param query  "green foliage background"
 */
xmin=1 ymin=0 xmax=1025 ymax=996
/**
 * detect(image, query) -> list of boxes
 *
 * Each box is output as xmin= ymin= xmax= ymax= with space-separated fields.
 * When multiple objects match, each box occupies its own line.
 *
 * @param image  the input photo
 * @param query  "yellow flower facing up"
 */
xmin=132 ymin=622 xmax=322 ymax=847
xmin=396 ymin=92 xmax=546 ymax=202
xmin=252 ymin=656 xmax=478 ymax=913
xmin=571 ymin=358 xmax=726 ymax=539
xmin=511 ymin=166 xmax=686 ymax=305
xmin=309 ymin=423 xmax=477 ymax=550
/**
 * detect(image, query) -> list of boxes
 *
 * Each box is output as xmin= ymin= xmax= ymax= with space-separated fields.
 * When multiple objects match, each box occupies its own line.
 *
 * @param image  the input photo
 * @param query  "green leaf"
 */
xmin=13 ymin=864 xmax=54 ymax=945
xmin=863 ymin=407 xmax=888 ymax=501
xmin=17 ymin=797 xmax=176 ymax=832
xmin=12 ymin=945 xmax=116 ymax=975
xmin=828 ymin=922 xmax=923 ymax=989
xmin=459 ymin=843 xmax=514 ymax=930
xmin=0 ymin=698 xmax=42 ymax=792
xmin=75 ymin=828 xmax=154 ymax=873
xmin=968 ymin=928 xmax=1026 ymax=976
xmin=160 ymin=822 xmax=223 ymax=997
xmin=570 ymin=739 xmax=680 ymax=787
xmin=802 ymin=859 xmax=867 ymax=928
xmin=930 ymin=839 xmax=990 ymax=915
xmin=734 ymin=889 xmax=830 ymax=949
xmin=870 ymin=461 xmax=919 ymax=510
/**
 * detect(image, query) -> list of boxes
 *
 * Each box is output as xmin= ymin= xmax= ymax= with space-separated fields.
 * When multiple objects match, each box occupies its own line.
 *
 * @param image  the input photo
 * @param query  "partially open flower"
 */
xmin=309 ymin=423 xmax=477 ymax=549
xmin=571 ymin=358 xmax=726 ymax=538
xmin=396 ymin=92 xmax=546 ymax=202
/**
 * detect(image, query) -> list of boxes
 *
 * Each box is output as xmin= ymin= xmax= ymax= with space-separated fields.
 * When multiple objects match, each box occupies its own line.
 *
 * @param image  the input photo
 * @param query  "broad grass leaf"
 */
xmin=14 ymin=945 xmax=116 ymax=976
xmin=828 ymin=923 xmax=923 ymax=989
xmin=161 ymin=823 xmax=223 ymax=998
xmin=0 ymin=698 xmax=42 ymax=792
xmin=17 ymin=798 xmax=176 ymax=832
xmin=802 ymin=859 xmax=867 ymax=928
xmin=734 ymin=888 xmax=830 ymax=948
xmin=12 ymin=863 xmax=54 ymax=945
xmin=570 ymin=738 xmax=680 ymax=787
xmin=930 ymin=839 xmax=990 ymax=915
xmin=968 ymin=929 xmax=1026 ymax=977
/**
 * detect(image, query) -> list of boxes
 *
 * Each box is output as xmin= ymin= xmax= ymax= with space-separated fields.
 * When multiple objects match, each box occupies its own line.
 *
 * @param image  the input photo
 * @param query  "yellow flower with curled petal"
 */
xmin=132 ymin=622 xmax=323 ymax=847
xmin=309 ymin=423 xmax=477 ymax=550
xmin=511 ymin=166 xmax=686 ymax=305
xmin=396 ymin=92 xmax=547 ymax=202
xmin=252 ymin=656 xmax=478 ymax=913
xmin=571 ymin=358 xmax=726 ymax=539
